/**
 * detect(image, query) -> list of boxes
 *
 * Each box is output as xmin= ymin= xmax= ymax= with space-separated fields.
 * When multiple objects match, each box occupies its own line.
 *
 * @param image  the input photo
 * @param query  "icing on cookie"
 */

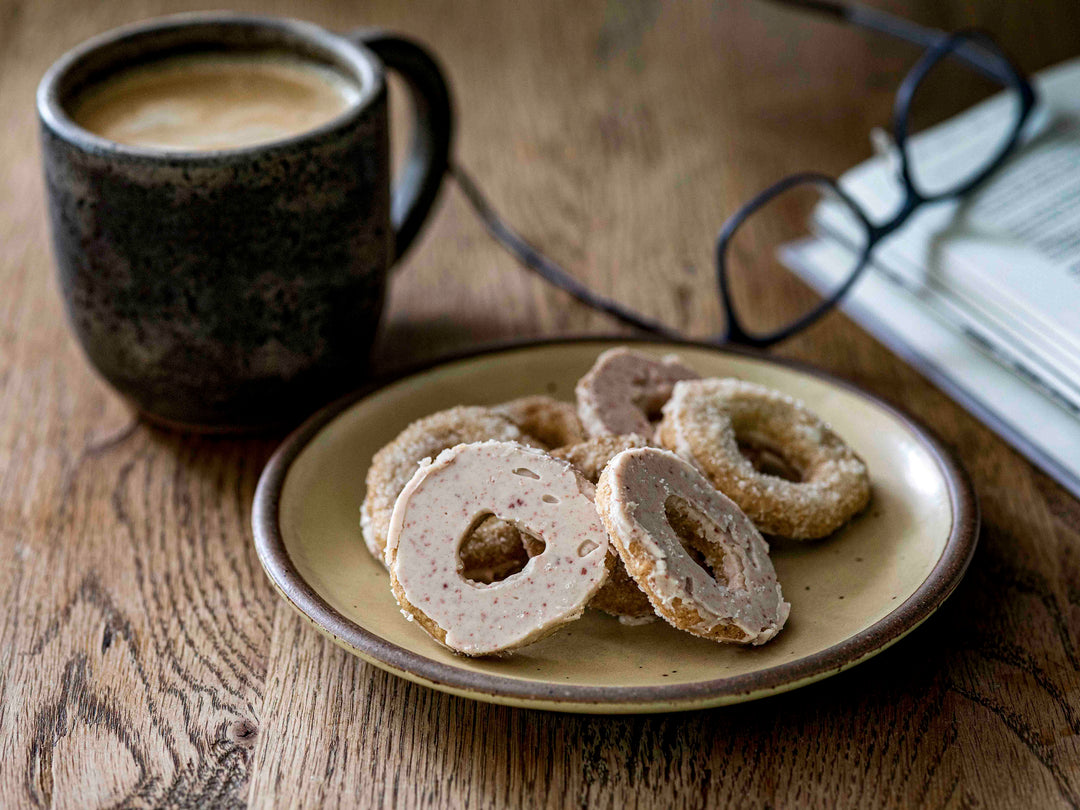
xmin=575 ymin=348 xmax=699 ymax=437
xmin=386 ymin=441 xmax=611 ymax=656
xmin=596 ymin=446 xmax=789 ymax=645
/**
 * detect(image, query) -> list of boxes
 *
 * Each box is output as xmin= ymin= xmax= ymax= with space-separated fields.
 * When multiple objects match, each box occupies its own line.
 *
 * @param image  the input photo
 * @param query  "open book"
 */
xmin=782 ymin=58 xmax=1080 ymax=499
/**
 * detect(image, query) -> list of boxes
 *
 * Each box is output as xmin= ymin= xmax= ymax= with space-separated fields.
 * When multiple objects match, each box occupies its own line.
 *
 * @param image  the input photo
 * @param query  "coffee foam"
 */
xmin=70 ymin=51 xmax=361 ymax=151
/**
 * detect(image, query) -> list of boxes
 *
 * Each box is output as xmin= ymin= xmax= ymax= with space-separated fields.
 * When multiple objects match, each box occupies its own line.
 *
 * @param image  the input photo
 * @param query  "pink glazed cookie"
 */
xmin=575 ymin=348 xmax=700 ymax=437
xmin=595 ymin=447 xmax=790 ymax=645
xmin=386 ymin=441 xmax=612 ymax=657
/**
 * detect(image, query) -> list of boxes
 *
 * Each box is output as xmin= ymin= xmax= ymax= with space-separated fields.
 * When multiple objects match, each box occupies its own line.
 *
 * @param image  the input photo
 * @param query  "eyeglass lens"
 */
xmin=723 ymin=178 xmax=869 ymax=339
xmin=901 ymin=42 xmax=1022 ymax=198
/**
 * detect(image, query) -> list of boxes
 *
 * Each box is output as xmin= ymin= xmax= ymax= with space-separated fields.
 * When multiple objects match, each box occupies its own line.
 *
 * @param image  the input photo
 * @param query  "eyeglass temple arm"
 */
xmin=761 ymin=0 xmax=1016 ymax=83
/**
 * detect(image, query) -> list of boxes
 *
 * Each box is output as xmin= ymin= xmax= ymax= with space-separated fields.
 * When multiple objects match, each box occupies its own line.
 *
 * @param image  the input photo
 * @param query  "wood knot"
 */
xmin=227 ymin=719 xmax=258 ymax=747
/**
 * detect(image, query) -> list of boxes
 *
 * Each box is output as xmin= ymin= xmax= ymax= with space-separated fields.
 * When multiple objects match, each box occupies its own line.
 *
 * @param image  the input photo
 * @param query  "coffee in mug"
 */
xmin=70 ymin=52 xmax=361 ymax=151
xmin=38 ymin=15 xmax=453 ymax=430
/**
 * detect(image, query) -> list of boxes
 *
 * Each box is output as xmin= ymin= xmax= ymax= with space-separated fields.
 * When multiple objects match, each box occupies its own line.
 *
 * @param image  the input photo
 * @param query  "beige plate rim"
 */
xmin=252 ymin=337 xmax=980 ymax=714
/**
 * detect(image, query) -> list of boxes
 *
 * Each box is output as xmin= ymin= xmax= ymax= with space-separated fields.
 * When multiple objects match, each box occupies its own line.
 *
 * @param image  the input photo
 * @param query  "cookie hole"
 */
xmin=542 ymin=494 xmax=560 ymax=504
xmin=664 ymin=496 xmax=730 ymax=587
xmin=736 ymin=433 xmax=802 ymax=482
xmin=577 ymin=540 xmax=599 ymax=556
xmin=636 ymin=395 xmax=669 ymax=425
xmin=631 ymin=380 xmax=676 ymax=425
xmin=513 ymin=467 xmax=541 ymax=480
xmin=459 ymin=513 xmax=545 ymax=586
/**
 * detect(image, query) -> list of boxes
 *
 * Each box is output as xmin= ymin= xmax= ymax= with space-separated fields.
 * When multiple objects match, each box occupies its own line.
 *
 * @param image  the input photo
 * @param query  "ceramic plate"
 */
xmin=253 ymin=338 xmax=978 ymax=713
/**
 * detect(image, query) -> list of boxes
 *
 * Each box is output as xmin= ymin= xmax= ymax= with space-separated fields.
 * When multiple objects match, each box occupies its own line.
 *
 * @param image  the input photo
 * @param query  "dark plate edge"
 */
xmin=251 ymin=336 xmax=980 ymax=710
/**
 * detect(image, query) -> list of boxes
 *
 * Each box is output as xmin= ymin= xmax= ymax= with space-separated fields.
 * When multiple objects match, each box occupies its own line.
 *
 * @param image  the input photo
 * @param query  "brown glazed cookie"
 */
xmin=386 ymin=441 xmax=612 ymax=656
xmin=657 ymin=379 xmax=871 ymax=539
xmin=575 ymin=347 xmax=699 ymax=437
xmin=595 ymin=447 xmax=790 ymax=645
xmin=552 ymin=435 xmax=655 ymax=620
xmin=361 ymin=406 xmax=542 ymax=575
xmin=494 ymin=395 xmax=588 ymax=449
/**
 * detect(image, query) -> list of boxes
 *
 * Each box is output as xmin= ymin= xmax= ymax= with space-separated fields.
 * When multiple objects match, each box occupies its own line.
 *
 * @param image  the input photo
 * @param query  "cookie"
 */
xmin=657 ymin=379 xmax=870 ymax=539
xmin=595 ymin=447 xmax=790 ymax=645
xmin=361 ymin=406 xmax=541 ymax=574
xmin=575 ymin=347 xmax=699 ymax=437
xmin=494 ymin=395 xmax=587 ymax=449
xmin=386 ymin=441 xmax=611 ymax=656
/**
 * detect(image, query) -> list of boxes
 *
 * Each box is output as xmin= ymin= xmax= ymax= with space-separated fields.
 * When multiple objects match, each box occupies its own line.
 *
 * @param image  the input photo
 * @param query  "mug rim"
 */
xmin=36 ymin=12 xmax=384 ymax=162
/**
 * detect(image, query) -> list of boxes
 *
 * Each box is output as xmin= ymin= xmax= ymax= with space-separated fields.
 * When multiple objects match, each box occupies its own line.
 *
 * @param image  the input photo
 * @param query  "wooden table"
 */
xmin=3 ymin=1 xmax=1078 ymax=807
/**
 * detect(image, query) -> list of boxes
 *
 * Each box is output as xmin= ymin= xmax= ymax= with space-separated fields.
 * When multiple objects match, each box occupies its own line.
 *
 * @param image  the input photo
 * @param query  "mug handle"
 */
xmin=348 ymin=30 xmax=455 ymax=262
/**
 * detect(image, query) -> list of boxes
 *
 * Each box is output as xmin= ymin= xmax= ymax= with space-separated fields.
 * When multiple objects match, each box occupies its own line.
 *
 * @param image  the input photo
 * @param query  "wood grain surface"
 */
xmin=1 ymin=1 xmax=1078 ymax=807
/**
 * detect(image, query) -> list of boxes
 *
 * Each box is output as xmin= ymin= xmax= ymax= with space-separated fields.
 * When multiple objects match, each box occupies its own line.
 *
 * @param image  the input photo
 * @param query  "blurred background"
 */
xmin=8 ymin=0 xmax=1077 ymax=380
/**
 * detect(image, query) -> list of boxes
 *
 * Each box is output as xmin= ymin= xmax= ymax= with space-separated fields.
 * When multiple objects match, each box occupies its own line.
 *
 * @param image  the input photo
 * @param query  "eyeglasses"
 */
xmin=453 ymin=1 xmax=1038 ymax=349
xmin=717 ymin=6 xmax=1037 ymax=347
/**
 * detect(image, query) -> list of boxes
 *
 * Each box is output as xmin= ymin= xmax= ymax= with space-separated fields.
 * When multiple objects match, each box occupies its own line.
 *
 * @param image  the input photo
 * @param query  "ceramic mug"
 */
xmin=37 ymin=13 xmax=453 ymax=430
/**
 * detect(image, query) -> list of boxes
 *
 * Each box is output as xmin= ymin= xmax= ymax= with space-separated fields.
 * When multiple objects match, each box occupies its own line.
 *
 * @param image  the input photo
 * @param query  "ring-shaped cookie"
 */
xmin=575 ymin=348 xmax=699 ymax=437
xmin=386 ymin=441 xmax=611 ymax=656
xmin=596 ymin=447 xmax=790 ymax=645
xmin=657 ymin=379 xmax=871 ymax=539
xmin=361 ymin=407 xmax=540 ymax=579
xmin=495 ymin=395 xmax=587 ymax=449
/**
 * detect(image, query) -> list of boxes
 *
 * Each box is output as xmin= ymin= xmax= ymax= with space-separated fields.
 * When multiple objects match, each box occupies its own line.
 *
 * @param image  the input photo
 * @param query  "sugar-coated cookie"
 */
xmin=657 ymin=379 xmax=870 ymax=539
xmin=494 ymin=395 xmax=587 ymax=449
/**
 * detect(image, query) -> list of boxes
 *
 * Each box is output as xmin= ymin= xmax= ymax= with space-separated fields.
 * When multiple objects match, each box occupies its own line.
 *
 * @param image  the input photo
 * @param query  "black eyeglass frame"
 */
xmin=717 ymin=28 xmax=1038 ymax=348
xmin=452 ymin=6 xmax=1041 ymax=351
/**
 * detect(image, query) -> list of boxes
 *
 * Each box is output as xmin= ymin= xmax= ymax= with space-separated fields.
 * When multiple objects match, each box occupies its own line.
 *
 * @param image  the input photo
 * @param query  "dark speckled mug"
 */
xmin=38 ymin=14 xmax=453 ymax=430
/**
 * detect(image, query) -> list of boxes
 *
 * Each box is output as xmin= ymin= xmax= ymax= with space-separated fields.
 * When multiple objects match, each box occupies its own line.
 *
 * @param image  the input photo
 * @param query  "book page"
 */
xmin=780 ymin=236 xmax=1080 ymax=501
xmin=812 ymin=59 xmax=1080 ymax=376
